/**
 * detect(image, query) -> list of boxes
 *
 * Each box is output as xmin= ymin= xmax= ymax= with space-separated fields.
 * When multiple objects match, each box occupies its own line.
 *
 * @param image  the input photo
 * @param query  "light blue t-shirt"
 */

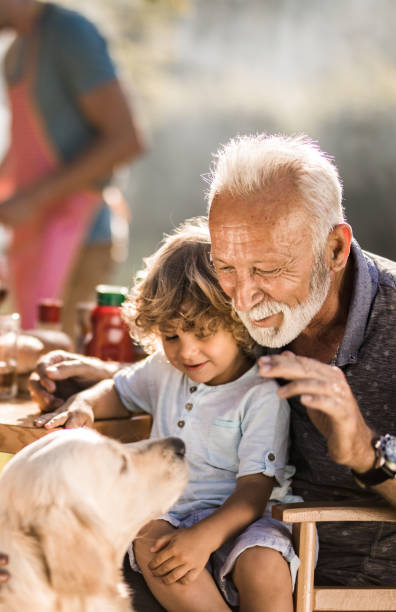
xmin=114 ymin=351 xmax=299 ymax=518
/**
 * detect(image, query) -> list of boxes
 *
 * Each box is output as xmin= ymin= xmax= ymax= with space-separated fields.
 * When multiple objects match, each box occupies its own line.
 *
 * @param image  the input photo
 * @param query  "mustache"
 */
xmin=232 ymin=299 xmax=285 ymax=320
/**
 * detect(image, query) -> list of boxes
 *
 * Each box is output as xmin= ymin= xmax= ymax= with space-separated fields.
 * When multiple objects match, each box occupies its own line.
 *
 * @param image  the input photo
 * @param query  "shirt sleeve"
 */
xmin=237 ymin=380 xmax=292 ymax=493
xmin=114 ymin=357 xmax=155 ymax=415
xmin=56 ymin=11 xmax=117 ymax=96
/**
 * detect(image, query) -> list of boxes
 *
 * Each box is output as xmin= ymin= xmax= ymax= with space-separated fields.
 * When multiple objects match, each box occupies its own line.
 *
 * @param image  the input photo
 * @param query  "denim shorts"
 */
xmin=129 ymin=503 xmax=300 ymax=607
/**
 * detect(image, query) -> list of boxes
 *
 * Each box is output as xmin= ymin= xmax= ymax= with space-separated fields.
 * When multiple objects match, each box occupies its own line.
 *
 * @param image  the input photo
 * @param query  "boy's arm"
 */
xmin=34 ymin=379 xmax=130 ymax=429
xmin=192 ymin=472 xmax=274 ymax=548
xmin=149 ymin=473 xmax=274 ymax=585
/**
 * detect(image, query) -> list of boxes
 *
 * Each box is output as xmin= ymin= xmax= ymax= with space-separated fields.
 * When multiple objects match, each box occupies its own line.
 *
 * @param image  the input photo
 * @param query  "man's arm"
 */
xmin=0 ymin=79 xmax=145 ymax=226
xmin=258 ymin=351 xmax=396 ymax=507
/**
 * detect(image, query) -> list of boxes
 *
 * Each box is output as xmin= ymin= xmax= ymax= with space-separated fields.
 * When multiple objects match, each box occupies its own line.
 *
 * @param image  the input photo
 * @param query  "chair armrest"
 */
xmin=272 ymin=500 xmax=396 ymax=523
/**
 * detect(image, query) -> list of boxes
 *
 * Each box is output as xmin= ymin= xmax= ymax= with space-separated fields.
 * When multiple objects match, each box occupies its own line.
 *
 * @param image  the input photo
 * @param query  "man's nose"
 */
xmin=233 ymin=275 xmax=263 ymax=312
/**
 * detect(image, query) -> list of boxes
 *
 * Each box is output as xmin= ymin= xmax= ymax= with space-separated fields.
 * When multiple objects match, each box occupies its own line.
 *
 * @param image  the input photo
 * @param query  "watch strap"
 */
xmin=351 ymin=436 xmax=396 ymax=489
xmin=352 ymin=464 xmax=396 ymax=488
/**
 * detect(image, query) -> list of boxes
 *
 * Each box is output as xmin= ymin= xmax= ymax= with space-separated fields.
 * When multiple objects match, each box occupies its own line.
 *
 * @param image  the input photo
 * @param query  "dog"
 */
xmin=0 ymin=429 xmax=188 ymax=612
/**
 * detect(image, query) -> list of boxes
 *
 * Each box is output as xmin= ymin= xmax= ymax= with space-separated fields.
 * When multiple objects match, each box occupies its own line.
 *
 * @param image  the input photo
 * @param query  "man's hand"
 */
xmin=149 ymin=526 xmax=212 ymax=585
xmin=33 ymin=391 xmax=95 ymax=430
xmin=0 ymin=553 xmax=9 ymax=584
xmin=258 ymin=351 xmax=375 ymax=472
xmin=28 ymin=350 xmax=117 ymax=412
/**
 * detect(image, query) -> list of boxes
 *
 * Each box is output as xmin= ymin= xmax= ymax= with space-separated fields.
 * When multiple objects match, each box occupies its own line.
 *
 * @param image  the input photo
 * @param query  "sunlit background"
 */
xmin=1 ymin=0 xmax=396 ymax=288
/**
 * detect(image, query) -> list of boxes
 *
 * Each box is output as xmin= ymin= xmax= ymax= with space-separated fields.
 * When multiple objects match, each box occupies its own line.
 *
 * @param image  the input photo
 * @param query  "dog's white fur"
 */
xmin=0 ymin=429 xmax=188 ymax=612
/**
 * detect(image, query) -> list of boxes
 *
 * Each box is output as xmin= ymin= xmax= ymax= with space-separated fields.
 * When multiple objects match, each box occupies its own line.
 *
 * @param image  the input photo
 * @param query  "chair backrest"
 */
xmin=272 ymin=501 xmax=396 ymax=612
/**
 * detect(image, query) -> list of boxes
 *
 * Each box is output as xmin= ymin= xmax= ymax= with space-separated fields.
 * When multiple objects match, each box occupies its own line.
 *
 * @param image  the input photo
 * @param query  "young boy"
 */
xmin=35 ymin=218 xmax=300 ymax=612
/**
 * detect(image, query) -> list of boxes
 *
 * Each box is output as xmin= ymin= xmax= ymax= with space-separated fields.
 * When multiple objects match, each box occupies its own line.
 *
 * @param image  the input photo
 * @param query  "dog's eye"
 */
xmin=120 ymin=454 xmax=129 ymax=474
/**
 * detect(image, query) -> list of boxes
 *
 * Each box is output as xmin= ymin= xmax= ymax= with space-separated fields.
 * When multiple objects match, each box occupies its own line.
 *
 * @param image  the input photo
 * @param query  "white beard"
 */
xmin=234 ymin=254 xmax=331 ymax=348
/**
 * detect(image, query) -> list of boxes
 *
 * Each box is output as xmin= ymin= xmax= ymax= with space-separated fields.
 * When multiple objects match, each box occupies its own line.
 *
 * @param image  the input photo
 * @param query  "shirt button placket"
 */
xmin=178 ymin=385 xmax=197 ymax=429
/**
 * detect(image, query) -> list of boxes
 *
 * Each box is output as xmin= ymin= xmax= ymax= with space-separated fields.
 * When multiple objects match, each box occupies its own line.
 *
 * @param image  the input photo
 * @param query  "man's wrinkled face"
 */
xmin=208 ymin=186 xmax=331 ymax=348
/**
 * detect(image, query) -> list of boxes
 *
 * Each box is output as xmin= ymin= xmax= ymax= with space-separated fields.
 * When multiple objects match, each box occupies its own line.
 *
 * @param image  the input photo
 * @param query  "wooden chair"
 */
xmin=272 ymin=501 xmax=396 ymax=612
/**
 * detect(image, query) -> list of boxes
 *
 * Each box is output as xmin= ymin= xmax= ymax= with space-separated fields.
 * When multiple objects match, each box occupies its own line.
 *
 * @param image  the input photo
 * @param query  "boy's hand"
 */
xmin=33 ymin=393 xmax=94 ymax=429
xmin=149 ymin=526 xmax=212 ymax=585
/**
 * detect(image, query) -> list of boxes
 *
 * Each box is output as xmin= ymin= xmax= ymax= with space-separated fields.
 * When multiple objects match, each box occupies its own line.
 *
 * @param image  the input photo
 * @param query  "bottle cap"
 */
xmin=96 ymin=284 xmax=129 ymax=306
xmin=38 ymin=299 xmax=63 ymax=323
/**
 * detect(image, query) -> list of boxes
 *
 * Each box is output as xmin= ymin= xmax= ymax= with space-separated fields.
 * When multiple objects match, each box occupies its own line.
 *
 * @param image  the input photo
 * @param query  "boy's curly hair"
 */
xmin=122 ymin=217 xmax=258 ymax=356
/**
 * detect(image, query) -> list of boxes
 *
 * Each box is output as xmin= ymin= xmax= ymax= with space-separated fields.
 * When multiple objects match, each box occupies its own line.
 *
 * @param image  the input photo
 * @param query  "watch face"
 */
xmin=381 ymin=435 xmax=396 ymax=470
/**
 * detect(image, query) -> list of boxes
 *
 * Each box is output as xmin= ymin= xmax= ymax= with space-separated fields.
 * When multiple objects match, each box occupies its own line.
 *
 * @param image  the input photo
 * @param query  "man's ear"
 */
xmin=325 ymin=223 xmax=352 ymax=272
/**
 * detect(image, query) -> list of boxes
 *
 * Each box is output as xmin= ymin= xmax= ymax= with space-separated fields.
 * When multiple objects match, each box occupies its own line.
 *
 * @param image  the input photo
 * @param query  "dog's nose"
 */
xmin=168 ymin=437 xmax=185 ymax=458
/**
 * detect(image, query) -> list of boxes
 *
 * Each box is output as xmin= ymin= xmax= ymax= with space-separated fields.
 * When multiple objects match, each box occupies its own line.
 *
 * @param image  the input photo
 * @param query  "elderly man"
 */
xmin=207 ymin=133 xmax=396 ymax=586
xmin=20 ymin=134 xmax=396 ymax=594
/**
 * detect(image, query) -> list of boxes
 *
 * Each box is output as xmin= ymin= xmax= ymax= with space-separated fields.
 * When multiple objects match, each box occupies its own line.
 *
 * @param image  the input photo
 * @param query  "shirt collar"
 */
xmin=335 ymin=240 xmax=378 ymax=366
xmin=187 ymin=363 xmax=258 ymax=392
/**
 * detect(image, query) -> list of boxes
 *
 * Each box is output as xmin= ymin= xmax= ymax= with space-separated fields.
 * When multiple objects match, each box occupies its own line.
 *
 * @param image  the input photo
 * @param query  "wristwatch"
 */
xmin=352 ymin=434 xmax=396 ymax=489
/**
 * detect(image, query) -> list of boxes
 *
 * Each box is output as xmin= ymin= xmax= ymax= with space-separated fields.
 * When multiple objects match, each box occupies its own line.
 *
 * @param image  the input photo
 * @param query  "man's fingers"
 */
xmin=300 ymin=393 xmax=345 ymax=416
xmin=259 ymin=353 xmax=340 ymax=381
xmin=278 ymin=377 xmax=337 ymax=399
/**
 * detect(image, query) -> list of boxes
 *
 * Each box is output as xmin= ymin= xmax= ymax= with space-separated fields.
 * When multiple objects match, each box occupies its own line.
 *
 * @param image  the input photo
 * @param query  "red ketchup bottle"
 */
xmin=84 ymin=285 xmax=136 ymax=362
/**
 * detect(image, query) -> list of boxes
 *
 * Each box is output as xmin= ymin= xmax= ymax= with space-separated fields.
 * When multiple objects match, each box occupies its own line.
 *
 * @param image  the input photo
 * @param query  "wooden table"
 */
xmin=0 ymin=396 xmax=152 ymax=454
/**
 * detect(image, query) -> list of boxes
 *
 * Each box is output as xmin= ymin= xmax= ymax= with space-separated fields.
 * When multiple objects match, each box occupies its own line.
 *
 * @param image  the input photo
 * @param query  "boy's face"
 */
xmin=160 ymin=325 xmax=250 ymax=386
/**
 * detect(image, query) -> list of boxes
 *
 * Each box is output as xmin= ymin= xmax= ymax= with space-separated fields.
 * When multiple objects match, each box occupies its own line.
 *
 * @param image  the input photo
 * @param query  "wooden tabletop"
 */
xmin=0 ymin=396 xmax=152 ymax=454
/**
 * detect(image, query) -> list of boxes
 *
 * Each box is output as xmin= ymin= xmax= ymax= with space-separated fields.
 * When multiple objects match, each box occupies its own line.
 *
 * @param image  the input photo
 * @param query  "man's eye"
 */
xmin=164 ymin=335 xmax=178 ymax=342
xmin=254 ymin=267 xmax=280 ymax=276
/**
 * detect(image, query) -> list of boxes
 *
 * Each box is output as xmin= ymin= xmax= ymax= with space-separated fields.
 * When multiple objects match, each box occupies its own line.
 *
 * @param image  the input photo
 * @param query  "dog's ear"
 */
xmin=32 ymin=503 xmax=117 ymax=594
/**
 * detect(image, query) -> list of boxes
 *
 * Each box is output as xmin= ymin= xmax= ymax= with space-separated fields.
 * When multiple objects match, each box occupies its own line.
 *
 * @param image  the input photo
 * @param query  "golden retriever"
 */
xmin=0 ymin=429 xmax=188 ymax=612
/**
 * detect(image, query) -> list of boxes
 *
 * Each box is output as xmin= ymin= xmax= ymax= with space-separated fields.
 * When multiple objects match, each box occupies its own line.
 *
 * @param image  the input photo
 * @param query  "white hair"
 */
xmin=206 ymin=133 xmax=345 ymax=249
